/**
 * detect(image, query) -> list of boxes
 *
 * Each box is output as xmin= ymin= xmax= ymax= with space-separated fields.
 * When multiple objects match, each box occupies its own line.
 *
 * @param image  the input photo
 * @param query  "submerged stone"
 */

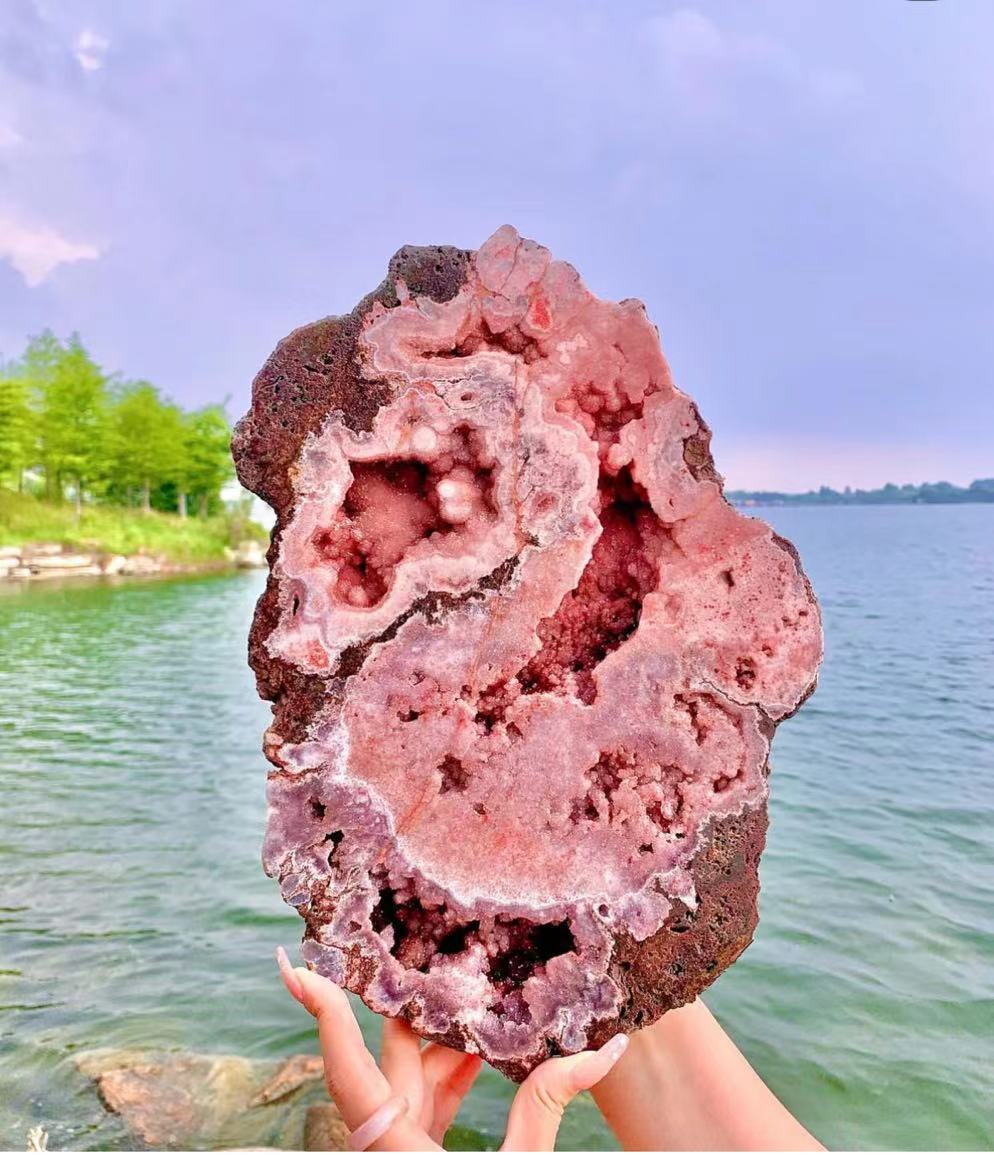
xmin=233 ymin=226 xmax=822 ymax=1079
xmin=76 ymin=1049 xmax=339 ymax=1150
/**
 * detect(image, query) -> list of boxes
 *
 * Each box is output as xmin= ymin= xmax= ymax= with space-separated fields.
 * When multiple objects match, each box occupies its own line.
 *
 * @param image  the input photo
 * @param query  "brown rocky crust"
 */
xmin=233 ymin=245 xmax=471 ymax=737
xmin=233 ymin=227 xmax=822 ymax=1079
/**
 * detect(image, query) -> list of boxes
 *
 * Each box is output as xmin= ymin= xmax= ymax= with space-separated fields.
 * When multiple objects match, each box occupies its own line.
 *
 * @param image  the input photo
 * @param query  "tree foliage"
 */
xmin=27 ymin=333 xmax=108 ymax=509
xmin=0 ymin=360 xmax=33 ymax=487
xmin=183 ymin=405 xmax=235 ymax=516
xmin=0 ymin=331 xmax=235 ymax=517
xmin=108 ymin=382 xmax=185 ymax=511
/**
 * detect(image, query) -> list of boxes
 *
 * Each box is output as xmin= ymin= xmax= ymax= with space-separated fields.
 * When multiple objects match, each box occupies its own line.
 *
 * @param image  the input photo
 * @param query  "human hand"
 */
xmin=277 ymin=946 xmax=628 ymax=1151
xmin=591 ymin=999 xmax=824 ymax=1151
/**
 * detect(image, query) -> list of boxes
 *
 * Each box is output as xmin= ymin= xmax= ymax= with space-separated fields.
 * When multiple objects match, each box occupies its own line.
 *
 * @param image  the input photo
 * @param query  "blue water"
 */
xmin=0 ymin=505 xmax=992 ymax=1149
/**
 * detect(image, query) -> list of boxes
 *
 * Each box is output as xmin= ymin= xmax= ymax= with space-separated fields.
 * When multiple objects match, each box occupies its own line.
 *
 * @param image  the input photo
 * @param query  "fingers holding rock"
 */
xmin=501 ymin=1035 xmax=629 ymax=1152
xmin=277 ymin=949 xmax=434 ymax=1150
xmin=421 ymin=1045 xmax=483 ymax=1143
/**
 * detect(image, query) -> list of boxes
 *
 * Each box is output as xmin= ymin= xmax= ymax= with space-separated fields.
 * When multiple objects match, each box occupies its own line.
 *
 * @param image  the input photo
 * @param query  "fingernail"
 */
xmin=572 ymin=1033 xmax=628 ymax=1090
xmin=598 ymin=1033 xmax=629 ymax=1065
xmin=276 ymin=945 xmax=305 ymax=1003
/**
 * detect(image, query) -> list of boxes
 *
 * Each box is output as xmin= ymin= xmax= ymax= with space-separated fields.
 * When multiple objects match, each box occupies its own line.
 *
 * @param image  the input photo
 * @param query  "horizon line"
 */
xmin=724 ymin=476 xmax=993 ymax=496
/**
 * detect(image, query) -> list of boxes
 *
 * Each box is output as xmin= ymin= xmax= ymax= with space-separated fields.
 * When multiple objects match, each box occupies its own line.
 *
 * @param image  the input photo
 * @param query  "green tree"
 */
xmin=26 ymin=332 xmax=109 ymax=514
xmin=0 ymin=359 xmax=35 ymax=489
xmin=107 ymin=382 xmax=186 ymax=513
xmin=21 ymin=331 xmax=61 ymax=500
xmin=1 ymin=331 xmax=238 ymax=520
xmin=182 ymin=405 xmax=234 ymax=516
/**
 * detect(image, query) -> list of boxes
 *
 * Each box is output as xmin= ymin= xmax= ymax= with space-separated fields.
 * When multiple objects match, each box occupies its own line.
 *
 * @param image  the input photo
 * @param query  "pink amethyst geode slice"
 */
xmin=233 ymin=226 xmax=822 ymax=1080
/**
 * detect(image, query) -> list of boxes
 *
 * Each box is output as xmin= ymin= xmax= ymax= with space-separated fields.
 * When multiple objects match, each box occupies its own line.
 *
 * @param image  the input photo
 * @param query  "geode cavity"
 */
xmin=233 ymin=226 xmax=822 ymax=1080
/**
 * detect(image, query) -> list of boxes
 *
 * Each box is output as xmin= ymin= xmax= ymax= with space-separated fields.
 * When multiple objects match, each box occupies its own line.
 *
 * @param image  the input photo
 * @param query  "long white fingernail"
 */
xmin=599 ymin=1033 xmax=629 ymax=1064
xmin=574 ymin=1033 xmax=629 ymax=1087
xmin=276 ymin=945 xmax=305 ymax=1003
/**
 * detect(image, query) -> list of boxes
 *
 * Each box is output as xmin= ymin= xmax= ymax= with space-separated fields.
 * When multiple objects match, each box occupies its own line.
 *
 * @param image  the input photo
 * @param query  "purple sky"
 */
xmin=1 ymin=0 xmax=992 ymax=490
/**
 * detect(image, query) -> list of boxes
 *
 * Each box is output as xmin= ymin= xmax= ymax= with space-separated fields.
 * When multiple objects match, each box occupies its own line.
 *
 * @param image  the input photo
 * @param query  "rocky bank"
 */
xmin=0 ymin=540 xmax=266 ymax=582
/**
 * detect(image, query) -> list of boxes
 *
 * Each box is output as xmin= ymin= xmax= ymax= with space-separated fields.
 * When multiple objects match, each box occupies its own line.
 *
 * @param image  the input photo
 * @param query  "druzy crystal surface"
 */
xmin=233 ymin=227 xmax=822 ymax=1078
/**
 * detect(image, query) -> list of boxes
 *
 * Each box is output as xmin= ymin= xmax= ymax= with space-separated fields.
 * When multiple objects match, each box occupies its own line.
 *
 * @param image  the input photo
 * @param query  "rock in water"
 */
xmin=76 ymin=1049 xmax=342 ymax=1149
xmin=233 ymin=226 xmax=822 ymax=1080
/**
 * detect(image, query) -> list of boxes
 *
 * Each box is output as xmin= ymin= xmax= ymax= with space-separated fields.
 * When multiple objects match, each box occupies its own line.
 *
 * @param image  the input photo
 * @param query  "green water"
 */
xmin=1 ymin=505 xmax=992 ymax=1150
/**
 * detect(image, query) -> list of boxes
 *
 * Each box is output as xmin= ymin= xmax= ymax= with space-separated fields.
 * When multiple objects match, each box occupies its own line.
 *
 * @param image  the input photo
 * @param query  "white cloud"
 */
xmin=0 ymin=123 xmax=23 ymax=149
xmin=74 ymin=28 xmax=109 ymax=72
xmin=651 ymin=8 xmax=725 ymax=59
xmin=0 ymin=214 xmax=102 ymax=286
xmin=646 ymin=7 xmax=862 ymax=121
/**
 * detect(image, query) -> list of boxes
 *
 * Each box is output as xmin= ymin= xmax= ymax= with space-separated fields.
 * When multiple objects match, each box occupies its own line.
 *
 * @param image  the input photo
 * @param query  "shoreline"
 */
xmin=730 ymin=499 xmax=994 ymax=510
xmin=0 ymin=539 xmax=266 ymax=583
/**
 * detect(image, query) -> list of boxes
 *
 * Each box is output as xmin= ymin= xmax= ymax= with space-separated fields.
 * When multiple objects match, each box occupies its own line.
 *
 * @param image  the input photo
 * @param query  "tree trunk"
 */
xmin=75 ymin=477 xmax=83 ymax=520
xmin=198 ymin=493 xmax=208 ymax=517
xmin=17 ymin=469 xmax=23 ymax=493
xmin=178 ymin=491 xmax=187 ymax=519
xmin=142 ymin=478 xmax=151 ymax=514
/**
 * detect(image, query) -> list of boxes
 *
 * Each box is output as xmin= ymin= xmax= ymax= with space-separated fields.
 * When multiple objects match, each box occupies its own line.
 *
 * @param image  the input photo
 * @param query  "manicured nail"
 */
xmin=598 ymin=1033 xmax=629 ymax=1064
xmin=572 ymin=1033 xmax=628 ymax=1090
xmin=276 ymin=945 xmax=305 ymax=1003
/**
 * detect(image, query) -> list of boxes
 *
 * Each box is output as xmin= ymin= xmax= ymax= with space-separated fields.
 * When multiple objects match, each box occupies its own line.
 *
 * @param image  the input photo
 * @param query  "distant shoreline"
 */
xmin=730 ymin=497 xmax=994 ymax=508
xmin=727 ymin=477 xmax=993 ymax=508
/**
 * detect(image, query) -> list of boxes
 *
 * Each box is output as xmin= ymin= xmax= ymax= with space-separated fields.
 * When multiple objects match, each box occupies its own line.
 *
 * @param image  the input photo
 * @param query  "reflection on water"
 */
xmin=1 ymin=505 xmax=992 ymax=1149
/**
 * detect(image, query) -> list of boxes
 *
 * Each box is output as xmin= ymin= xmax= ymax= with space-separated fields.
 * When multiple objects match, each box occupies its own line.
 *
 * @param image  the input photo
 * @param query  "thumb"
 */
xmin=501 ymin=1035 xmax=628 ymax=1152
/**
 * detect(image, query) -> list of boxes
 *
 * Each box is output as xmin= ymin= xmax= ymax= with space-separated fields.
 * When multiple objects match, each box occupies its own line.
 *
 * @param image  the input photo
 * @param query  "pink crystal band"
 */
xmin=347 ymin=1094 xmax=408 ymax=1151
xmin=240 ymin=226 xmax=823 ymax=1073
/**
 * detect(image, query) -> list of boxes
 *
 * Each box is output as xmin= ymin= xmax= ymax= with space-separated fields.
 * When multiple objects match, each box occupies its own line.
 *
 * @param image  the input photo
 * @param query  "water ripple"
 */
xmin=2 ymin=508 xmax=993 ymax=1149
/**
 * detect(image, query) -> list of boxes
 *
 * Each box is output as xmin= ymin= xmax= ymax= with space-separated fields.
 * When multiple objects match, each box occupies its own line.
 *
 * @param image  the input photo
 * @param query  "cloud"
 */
xmin=0 ymin=122 xmax=23 ymax=148
xmin=74 ymin=27 xmax=109 ymax=72
xmin=0 ymin=214 xmax=101 ymax=286
xmin=645 ymin=7 xmax=862 ymax=121
xmin=649 ymin=8 xmax=726 ymax=60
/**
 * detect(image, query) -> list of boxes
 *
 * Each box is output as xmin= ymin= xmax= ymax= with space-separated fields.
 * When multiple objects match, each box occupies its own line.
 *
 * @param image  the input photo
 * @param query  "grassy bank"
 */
xmin=0 ymin=490 xmax=268 ymax=565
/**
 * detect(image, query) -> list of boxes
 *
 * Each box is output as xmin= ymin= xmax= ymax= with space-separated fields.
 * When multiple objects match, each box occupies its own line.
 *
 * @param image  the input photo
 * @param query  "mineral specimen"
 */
xmin=233 ymin=226 xmax=822 ymax=1080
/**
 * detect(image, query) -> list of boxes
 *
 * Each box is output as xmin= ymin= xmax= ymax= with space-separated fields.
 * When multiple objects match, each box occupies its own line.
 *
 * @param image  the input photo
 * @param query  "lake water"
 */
xmin=1 ymin=505 xmax=992 ymax=1150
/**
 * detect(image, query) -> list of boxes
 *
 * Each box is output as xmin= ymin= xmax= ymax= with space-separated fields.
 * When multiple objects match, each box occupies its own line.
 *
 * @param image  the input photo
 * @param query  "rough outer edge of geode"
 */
xmin=233 ymin=233 xmax=821 ymax=1081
